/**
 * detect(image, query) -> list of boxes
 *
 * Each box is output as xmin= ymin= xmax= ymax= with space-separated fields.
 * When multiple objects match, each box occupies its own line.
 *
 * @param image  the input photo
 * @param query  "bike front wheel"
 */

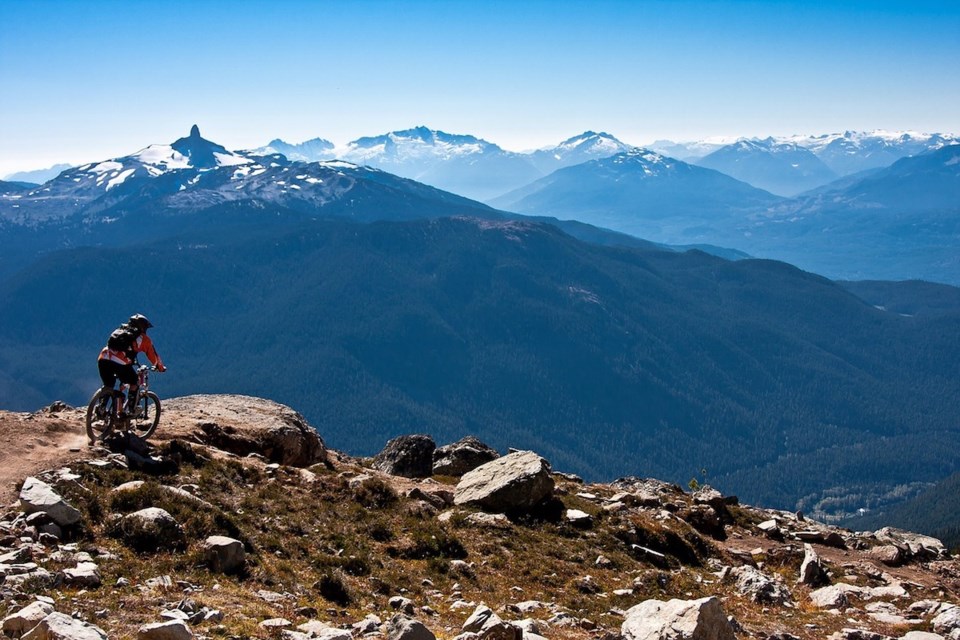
xmin=130 ymin=391 xmax=161 ymax=439
xmin=85 ymin=387 xmax=116 ymax=445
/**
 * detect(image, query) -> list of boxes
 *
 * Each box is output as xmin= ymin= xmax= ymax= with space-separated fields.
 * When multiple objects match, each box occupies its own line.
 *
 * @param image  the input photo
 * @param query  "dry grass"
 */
xmin=1 ymin=443 xmax=954 ymax=640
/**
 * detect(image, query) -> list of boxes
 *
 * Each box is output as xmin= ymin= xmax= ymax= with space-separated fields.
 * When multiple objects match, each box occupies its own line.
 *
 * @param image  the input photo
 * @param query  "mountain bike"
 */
xmin=85 ymin=364 xmax=163 ymax=444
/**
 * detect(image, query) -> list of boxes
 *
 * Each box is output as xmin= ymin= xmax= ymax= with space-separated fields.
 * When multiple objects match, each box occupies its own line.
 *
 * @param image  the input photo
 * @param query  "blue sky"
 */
xmin=1 ymin=0 xmax=958 ymax=175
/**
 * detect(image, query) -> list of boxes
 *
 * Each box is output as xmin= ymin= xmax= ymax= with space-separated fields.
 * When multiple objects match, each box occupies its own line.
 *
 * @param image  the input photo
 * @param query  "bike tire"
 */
xmin=130 ymin=391 xmax=161 ymax=440
xmin=85 ymin=387 xmax=116 ymax=445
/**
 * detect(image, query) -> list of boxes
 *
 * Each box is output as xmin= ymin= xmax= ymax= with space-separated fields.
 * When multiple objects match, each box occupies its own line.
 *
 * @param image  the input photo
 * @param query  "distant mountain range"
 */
xmin=489 ymin=148 xmax=784 ymax=240
xmin=0 ymin=126 xmax=713 ymax=279
xmin=496 ymin=144 xmax=960 ymax=284
xmin=695 ymin=138 xmax=838 ymax=197
xmin=3 ymin=163 xmax=73 ymax=185
xmin=252 ymin=128 xmax=632 ymax=201
xmin=5 ymin=126 xmax=958 ymax=284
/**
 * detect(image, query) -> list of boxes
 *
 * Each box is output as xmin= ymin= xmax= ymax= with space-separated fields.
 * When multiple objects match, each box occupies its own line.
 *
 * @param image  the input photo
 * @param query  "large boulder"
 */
xmin=622 ymin=597 xmax=736 ymax=640
xmin=167 ymin=395 xmax=327 ymax=467
xmin=22 ymin=613 xmax=108 ymax=640
xmin=19 ymin=477 xmax=81 ymax=527
xmin=137 ymin=619 xmax=194 ymax=640
xmin=121 ymin=508 xmax=186 ymax=552
xmin=874 ymin=527 xmax=948 ymax=562
xmin=387 ymin=615 xmax=436 ymax=640
xmin=454 ymin=451 xmax=554 ymax=512
xmin=798 ymin=543 xmax=830 ymax=587
xmin=2 ymin=601 xmax=55 ymax=637
xmin=433 ymin=436 xmax=500 ymax=476
xmin=374 ymin=435 xmax=436 ymax=478
xmin=933 ymin=605 xmax=960 ymax=637
xmin=202 ymin=535 xmax=245 ymax=574
xmin=730 ymin=565 xmax=793 ymax=605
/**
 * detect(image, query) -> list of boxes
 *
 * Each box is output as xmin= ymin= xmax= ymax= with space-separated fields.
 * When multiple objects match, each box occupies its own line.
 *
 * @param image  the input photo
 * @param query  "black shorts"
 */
xmin=98 ymin=359 xmax=137 ymax=388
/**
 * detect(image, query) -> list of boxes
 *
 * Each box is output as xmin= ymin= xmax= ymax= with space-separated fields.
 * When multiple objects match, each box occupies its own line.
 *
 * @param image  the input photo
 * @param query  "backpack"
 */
xmin=107 ymin=324 xmax=139 ymax=354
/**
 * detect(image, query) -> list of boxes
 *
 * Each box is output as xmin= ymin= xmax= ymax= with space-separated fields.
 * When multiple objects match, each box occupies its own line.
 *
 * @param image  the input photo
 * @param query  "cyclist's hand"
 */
xmin=156 ymin=363 xmax=167 ymax=373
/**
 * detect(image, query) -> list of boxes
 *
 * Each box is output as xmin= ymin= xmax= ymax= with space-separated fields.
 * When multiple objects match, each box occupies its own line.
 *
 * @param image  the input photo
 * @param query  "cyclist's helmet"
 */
xmin=128 ymin=314 xmax=154 ymax=331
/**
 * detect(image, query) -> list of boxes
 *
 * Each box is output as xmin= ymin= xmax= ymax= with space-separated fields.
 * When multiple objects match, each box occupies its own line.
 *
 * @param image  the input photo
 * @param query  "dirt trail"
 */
xmin=0 ymin=407 xmax=90 ymax=504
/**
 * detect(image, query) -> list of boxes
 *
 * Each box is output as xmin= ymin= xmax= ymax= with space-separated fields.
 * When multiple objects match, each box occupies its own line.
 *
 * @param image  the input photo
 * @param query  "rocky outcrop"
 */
xmin=621 ymin=596 xmax=736 ymax=640
xmin=433 ymin=436 xmax=500 ymax=476
xmin=454 ymin=451 xmax=554 ymax=512
xmin=387 ymin=614 xmax=436 ymax=640
xmin=202 ymin=535 xmax=245 ymax=574
xmin=137 ymin=619 xmax=194 ymax=640
xmin=798 ymin=543 xmax=830 ymax=586
xmin=21 ymin=613 xmax=108 ymax=640
xmin=166 ymin=395 xmax=327 ymax=467
xmin=119 ymin=508 xmax=186 ymax=552
xmin=2 ymin=601 xmax=55 ymax=637
xmin=19 ymin=478 xmax=81 ymax=527
xmin=373 ymin=435 xmax=436 ymax=478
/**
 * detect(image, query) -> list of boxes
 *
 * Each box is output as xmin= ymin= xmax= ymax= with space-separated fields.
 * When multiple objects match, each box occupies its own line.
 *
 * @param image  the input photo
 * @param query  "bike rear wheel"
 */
xmin=85 ymin=387 xmax=117 ymax=444
xmin=129 ymin=391 xmax=161 ymax=439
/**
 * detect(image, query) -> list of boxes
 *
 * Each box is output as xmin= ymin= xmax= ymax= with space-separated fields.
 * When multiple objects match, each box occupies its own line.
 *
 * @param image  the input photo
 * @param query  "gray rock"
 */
xmin=19 ymin=477 xmax=81 ymax=527
xmin=463 ymin=605 xmax=502 ymax=633
xmin=901 ymin=632 xmax=946 ymax=640
xmin=352 ymin=614 xmax=383 ymax=636
xmin=389 ymin=596 xmax=416 ymax=615
xmin=566 ymin=509 xmax=593 ymax=528
xmin=621 ymin=597 xmax=736 ymax=640
xmin=464 ymin=512 xmax=512 ymax=528
xmin=171 ymin=395 xmax=327 ymax=467
xmin=22 ymin=613 xmax=108 ymax=640
xmin=454 ymin=451 xmax=554 ymax=512
xmin=875 ymin=527 xmax=947 ymax=561
xmin=137 ymin=619 xmax=194 ymax=640
xmin=297 ymin=621 xmax=353 ymax=640
xmin=433 ymin=436 xmax=500 ymax=477
xmin=2 ymin=601 xmax=55 ymax=637
xmin=374 ymin=435 xmax=437 ymax=478
xmin=121 ymin=508 xmax=186 ymax=551
xmin=730 ymin=565 xmax=793 ymax=605
xmin=202 ymin=535 xmax=245 ymax=574
xmin=387 ymin=615 xmax=436 ymax=640
xmin=798 ymin=543 xmax=830 ymax=587
xmin=809 ymin=583 xmax=869 ymax=609
xmin=933 ymin=606 xmax=960 ymax=636
xmin=260 ymin=619 xmax=293 ymax=629
xmin=63 ymin=561 xmax=102 ymax=588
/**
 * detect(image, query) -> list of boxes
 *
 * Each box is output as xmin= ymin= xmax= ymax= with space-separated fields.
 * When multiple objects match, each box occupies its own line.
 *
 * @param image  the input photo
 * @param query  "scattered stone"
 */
xmin=138 ymin=619 xmax=194 ymax=640
xmin=201 ymin=535 xmax=246 ymax=574
xmin=260 ymin=618 xmax=293 ymax=630
xmin=121 ymin=508 xmax=186 ymax=551
xmin=2 ymin=600 xmax=55 ymax=637
xmin=297 ymin=621 xmax=353 ymax=640
xmin=730 ymin=565 xmax=793 ymax=605
xmin=463 ymin=605 xmax=501 ymax=633
xmin=373 ymin=435 xmax=436 ymax=478
xmin=932 ymin=605 xmax=960 ymax=636
xmin=145 ymin=575 xmax=174 ymax=589
xmin=63 ymin=561 xmax=102 ymax=588
xmin=901 ymin=632 xmax=947 ymax=640
xmin=19 ymin=477 xmax=81 ymax=527
xmin=387 ymin=614 xmax=436 ymax=640
xmin=798 ymin=543 xmax=830 ymax=587
xmin=596 ymin=554 xmax=613 ymax=568
xmin=464 ymin=512 xmax=512 ymax=529
xmin=809 ymin=583 xmax=868 ymax=609
xmin=22 ymin=612 xmax=108 ymax=640
xmin=454 ymin=451 xmax=555 ymax=512
xmin=758 ymin=519 xmax=784 ymax=540
xmin=621 ymin=596 xmax=736 ymax=640
xmin=433 ymin=436 xmax=500 ymax=476
xmin=390 ymin=596 xmax=416 ymax=615
xmin=868 ymin=545 xmax=905 ymax=567
xmin=352 ymin=614 xmax=383 ymax=635
xmin=566 ymin=509 xmax=592 ymax=528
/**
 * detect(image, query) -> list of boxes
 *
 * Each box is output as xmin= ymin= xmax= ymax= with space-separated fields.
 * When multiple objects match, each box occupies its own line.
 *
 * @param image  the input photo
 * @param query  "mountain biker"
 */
xmin=97 ymin=314 xmax=166 ymax=414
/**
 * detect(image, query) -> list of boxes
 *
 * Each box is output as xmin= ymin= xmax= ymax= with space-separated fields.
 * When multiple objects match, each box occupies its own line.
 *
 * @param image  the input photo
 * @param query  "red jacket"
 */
xmin=99 ymin=332 xmax=164 ymax=368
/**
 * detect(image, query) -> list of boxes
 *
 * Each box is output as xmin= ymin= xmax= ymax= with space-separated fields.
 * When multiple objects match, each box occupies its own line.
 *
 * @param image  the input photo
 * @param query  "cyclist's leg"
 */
xmin=118 ymin=365 xmax=139 ymax=413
